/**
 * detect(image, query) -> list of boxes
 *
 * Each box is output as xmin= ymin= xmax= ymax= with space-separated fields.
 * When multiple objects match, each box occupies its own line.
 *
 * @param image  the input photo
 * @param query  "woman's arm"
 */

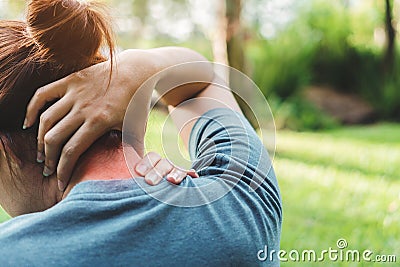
xmin=24 ymin=47 xmax=213 ymax=190
xmin=163 ymin=73 xmax=242 ymax=147
xmin=147 ymin=47 xmax=214 ymax=106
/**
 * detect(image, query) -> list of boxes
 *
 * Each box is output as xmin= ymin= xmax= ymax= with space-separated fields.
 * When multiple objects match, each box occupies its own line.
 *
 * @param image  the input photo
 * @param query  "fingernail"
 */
xmin=168 ymin=173 xmax=176 ymax=179
xmin=167 ymin=173 xmax=177 ymax=182
xmin=43 ymin=165 xmax=53 ymax=177
xmin=22 ymin=118 xmax=28 ymax=130
xmin=189 ymin=169 xmax=199 ymax=178
xmin=147 ymin=174 xmax=159 ymax=185
xmin=36 ymin=151 xmax=45 ymax=163
xmin=136 ymin=164 xmax=148 ymax=175
xmin=58 ymin=180 xmax=65 ymax=192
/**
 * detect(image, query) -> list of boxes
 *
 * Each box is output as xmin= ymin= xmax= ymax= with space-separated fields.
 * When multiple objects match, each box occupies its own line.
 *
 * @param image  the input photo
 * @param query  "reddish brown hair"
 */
xmin=0 ymin=0 xmax=116 ymax=178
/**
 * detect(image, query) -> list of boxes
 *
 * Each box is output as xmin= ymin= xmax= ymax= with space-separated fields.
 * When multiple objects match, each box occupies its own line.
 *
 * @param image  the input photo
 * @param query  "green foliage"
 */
xmin=247 ymin=0 xmax=400 ymax=130
xmin=379 ymin=73 xmax=400 ymax=118
xmin=270 ymin=96 xmax=339 ymax=131
xmin=306 ymin=0 xmax=351 ymax=55
xmin=248 ymin=1 xmax=353 ymax=99
xmin=247 ymin=31 xmax=315 ymax=99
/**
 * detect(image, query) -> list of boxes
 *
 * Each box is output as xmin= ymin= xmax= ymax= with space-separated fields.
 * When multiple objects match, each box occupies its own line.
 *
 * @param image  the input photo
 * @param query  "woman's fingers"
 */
xmin=166 ymin=168 xmax=187 ymax=184
xmin=135 ymin=152 xmax=162 ymax=176
xmin=187 ymin=169 xmax=200 ymax=178
xmin=37 ymin=98 xmax=73 ymax=163
xmin=24 ymin=77 xmax=69 ymax=128
xmin=167 ymin=168 xmax=199 ymax=184
xmin=135 ymin=153 xmax=176 ymax=185
xmin=135 ymin=152 xmax=199 ymax=186
xmin=41 ymin=114 xmax=83 ymax=178
xmin=56 ymin=121 xmax=109 ymax=191
xmin=144 ymin=158 xmax=174 ymax=185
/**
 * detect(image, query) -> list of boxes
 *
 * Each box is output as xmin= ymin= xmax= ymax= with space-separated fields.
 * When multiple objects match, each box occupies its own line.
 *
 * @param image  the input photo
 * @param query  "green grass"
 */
xmin=0 ymin=209 xmax=10 ymax=222
xmin=277 ymin=125 xmax=400 ymax=266
xmin=1 ymin=112 xmax=399 ymax=266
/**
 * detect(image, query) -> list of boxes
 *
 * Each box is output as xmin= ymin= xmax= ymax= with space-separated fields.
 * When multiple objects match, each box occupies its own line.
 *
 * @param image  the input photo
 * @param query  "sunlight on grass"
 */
xmin=275 ymin=126 xmax=400 ymax=267
xmin=324 ymin=123 xmax=400 ymax=144
xmin=276 ymin=131 xmax=400 ymax=180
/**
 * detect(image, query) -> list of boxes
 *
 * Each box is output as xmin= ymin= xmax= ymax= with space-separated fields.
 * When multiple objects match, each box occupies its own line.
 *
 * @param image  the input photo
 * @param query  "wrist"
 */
xmin=120 ymin=49 xmax=161 ymax=76
xmin=116 ymin=49 xmax=162 ymax=95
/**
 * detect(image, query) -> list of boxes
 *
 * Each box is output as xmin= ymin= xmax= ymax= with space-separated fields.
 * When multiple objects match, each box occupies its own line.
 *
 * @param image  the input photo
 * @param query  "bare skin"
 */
xmin=0 ymin=47 xmax=210 ymax=217
xmin=24 ymin=47 xmax=212 ymax=191
xmin=19 ymin=47 xmax=241 ymax=214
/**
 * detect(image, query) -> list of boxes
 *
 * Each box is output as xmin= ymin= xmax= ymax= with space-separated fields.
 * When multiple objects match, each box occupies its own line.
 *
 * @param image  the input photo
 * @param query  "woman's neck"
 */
xmin=62 ymin=147 xmax=141 ymax=199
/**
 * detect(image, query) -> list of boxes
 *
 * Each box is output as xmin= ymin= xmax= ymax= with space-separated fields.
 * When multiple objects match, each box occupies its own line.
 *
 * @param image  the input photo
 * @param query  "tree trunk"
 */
xmin=211 ymin=0 xmax=258 ymax=128
xmin=226 ymin=0 xmax=245 ymax=73
xmin=211 ymin=0 xmax=245 ymax=74
xmin=211 ymin=0 xmax=229 ymax=81
xmin=384 ymin=0 xmax=396 ymax=73
xmin=225 ymin=0 xmax=258 ymax=128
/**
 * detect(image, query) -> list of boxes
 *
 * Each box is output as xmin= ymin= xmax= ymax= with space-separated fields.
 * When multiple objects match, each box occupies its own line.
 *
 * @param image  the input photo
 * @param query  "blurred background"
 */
xmin=1 ymin=0 xmax=399 ymax=266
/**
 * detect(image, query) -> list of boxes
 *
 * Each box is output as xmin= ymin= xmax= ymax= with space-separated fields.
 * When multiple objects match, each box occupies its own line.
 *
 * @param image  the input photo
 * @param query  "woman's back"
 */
xmin=0 ymin=108 xmax=281 ymax=266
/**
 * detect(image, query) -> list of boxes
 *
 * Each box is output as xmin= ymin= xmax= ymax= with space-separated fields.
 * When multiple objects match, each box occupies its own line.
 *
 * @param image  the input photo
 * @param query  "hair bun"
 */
xmin=27 ymin=0 xmax=114 ymax=69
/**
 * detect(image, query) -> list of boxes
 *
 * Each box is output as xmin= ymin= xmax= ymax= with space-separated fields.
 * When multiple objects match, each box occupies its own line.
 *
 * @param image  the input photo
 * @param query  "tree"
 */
xmin=384 ymin=0 xmax=396 ymax=72
xmin=211 ymin=0 xmax=245 ymax=72
xmin=226 ymin=0 xmax=258 ymax=127
xmin=226 ymin=0 xmax=245 ymax=73
xmin=212 ymin=0 xmax=229 ymax=67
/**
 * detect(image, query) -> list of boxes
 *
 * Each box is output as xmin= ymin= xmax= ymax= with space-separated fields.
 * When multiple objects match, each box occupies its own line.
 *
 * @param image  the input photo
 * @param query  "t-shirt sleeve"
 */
xmin=188 ymin=108 xmax=281 ymax=218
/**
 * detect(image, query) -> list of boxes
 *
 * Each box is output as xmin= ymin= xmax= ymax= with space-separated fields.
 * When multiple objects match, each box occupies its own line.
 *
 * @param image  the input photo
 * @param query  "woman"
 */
xmin=0 ymin=0 xmax=281 ymax=266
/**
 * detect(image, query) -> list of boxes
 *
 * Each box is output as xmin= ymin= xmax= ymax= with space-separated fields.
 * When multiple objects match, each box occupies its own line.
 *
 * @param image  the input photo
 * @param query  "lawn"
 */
xmin=276 ymin=124 xmax=399 ymax=266
xmin=1 ymin=111 xmax=399 ymax=266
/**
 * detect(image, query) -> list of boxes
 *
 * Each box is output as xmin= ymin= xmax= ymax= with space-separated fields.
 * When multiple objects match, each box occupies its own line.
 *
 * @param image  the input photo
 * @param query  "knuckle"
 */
xmin=159 ymin=158 xmax=170 ymax=166
xmin=39 ymin=113 xmax=51 ymax=126
xmin=35 ymin=87 xmax=46 ymax=100
xmin=43 ymin=133 xmax=56 ymax=146
xmin=146 ymin=170 xmax=157 ymax=179
xmin=92 ymin=111 xmax=112 ymax=126
xmin=157 ymin=158 xmax=172 ymax=170
xmin=79 ymin=101 xmax=91 ymax=110
xmin=62 ymin=146 xmax=76 ymax=158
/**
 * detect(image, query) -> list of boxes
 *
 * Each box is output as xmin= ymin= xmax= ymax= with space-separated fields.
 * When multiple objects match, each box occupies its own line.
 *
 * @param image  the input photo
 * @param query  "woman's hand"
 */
xmin=136 ymin=152 xmax=199 ymax=185
xmin=23 ymin=47 xmax=212 ymax=191
xmin=24 ymin=50 xmax=157 ymax=190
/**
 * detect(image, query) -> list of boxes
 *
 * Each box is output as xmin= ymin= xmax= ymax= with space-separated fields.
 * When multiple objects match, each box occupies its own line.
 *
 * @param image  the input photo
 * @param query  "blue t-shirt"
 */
xmin=0 ymin=108 xmax=282 ymax=266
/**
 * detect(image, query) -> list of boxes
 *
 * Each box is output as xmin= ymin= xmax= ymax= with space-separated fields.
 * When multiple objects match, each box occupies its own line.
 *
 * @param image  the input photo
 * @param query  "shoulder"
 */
xmin=0 ymin=207 xmax=56 ymax=240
